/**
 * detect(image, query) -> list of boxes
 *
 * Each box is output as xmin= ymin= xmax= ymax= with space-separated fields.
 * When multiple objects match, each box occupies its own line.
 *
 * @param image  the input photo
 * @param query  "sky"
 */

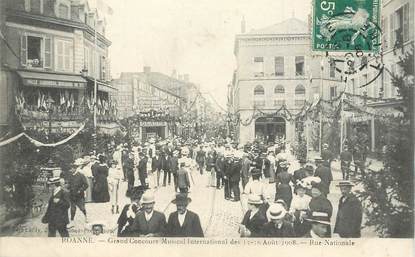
xmin=104 ymin=0 xmax=312 ymax=110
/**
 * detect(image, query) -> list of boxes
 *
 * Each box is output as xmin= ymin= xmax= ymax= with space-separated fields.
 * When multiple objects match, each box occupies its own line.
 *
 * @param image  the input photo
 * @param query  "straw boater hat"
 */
xmin=336 ymin=180 xmax=355 ymax=187
xmin=247 ymin=194 xmax=263 ymax=205
xmin=266 ymin=204 xmax=287 ymax=220
xmin=305 ymin=211 xmax=331 ymax=225
xmin=171 ymin=193 xmax=192 ymax=205
xmin=140 ymin=191 xmax=155 ymax=204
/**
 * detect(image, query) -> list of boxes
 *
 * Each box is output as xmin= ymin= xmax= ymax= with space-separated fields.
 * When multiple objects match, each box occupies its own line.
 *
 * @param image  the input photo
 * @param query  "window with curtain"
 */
xmin=295 ymin=56 xmax=305 ymax=76
xmin=253 ymin=57 xmax=264 ymax=76
xmin=274 ymin=85 xmax=284 ymax=94
xmin=274 ymin=57 xmax=284 ymax=76
xmin=329 ymin=58 xmax=335 ymax=78
xmin=330 ymin=86 xmax=337 ymax=100
xmin=295 ymin=84 xmax=305 ymax=95
xmin=253 ymin=85 xmax=265 ymax=107
xmin=254 ymin=85 xmax=265 ymax=95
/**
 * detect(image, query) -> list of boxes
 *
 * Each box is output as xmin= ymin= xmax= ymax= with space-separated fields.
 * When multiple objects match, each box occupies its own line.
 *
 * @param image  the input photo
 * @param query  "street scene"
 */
xmin=0 ymin=0 xmax=413 ymax=240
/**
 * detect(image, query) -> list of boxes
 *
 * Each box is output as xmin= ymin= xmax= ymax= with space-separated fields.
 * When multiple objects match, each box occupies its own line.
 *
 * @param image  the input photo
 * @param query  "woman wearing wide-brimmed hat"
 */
xmin=239 ymin=194 xmax=267 ymax=237
xmin=290 ymin=181 xmax=312 ymax=237
xmin=275 ymin=160 xmax=293 ymax=209
xmin=117 ymin=186 xmax=146 ymax=237
xmin=166 ymin=193 xmax=203 ymax=237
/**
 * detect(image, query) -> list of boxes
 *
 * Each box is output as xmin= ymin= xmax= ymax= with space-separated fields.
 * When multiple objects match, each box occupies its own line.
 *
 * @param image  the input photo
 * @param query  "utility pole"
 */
xmin=319 ymin=57 xmax=324 ymax=155
xmin=93 ymin=10 xmax=98 ymax=152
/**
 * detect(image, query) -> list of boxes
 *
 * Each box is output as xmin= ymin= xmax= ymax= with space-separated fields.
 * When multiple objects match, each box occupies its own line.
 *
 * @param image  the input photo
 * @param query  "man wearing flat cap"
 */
xmin=334 ymin=181 xmax=363 ymax=238
xmin=166 ymin=193 xmax=204 ymax=237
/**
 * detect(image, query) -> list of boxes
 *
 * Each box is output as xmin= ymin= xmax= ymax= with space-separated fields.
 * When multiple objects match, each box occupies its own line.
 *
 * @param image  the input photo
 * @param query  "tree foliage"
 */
xmin=357 ymin=47 xmax=414 ymax=237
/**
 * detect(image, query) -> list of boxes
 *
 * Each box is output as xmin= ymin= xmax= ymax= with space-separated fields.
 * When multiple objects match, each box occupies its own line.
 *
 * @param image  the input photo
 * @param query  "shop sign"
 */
xmin=141 ymin=121 xmax=167 ymax=127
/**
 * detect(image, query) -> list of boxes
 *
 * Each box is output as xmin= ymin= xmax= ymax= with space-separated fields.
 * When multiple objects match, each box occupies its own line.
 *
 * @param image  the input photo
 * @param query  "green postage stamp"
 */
xmin=312 ymin=0 xmax=381 ymax=53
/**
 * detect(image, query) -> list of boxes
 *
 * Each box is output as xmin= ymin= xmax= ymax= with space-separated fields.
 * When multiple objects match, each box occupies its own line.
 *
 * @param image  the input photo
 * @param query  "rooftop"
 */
xmin=247 ymin=17 xmax=309 ymax=35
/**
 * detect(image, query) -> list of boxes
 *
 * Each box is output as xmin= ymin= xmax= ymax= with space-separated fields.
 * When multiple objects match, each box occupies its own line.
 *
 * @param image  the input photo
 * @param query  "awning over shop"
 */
xmin=17 ymin=70 xmax=86 ymax=89
xmin=86 ymin=78 xmax=117 ymax=93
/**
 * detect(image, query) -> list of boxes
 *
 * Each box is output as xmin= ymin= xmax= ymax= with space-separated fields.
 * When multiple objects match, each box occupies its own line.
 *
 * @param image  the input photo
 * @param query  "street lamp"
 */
xmin=46 ymin=97 xmax=55 ymax=134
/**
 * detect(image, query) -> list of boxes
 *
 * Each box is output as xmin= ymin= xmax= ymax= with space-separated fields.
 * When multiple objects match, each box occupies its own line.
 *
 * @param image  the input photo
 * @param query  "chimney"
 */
xmin=183 ymin=74 xmax=189 ymax=82
xmin=241 ymin=16 xmax=246 ymax=33
xmin=143 ymin=66 xmax=151 ymax=73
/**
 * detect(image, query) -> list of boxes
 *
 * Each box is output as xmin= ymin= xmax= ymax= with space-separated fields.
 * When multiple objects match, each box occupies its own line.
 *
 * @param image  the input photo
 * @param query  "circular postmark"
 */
xmin=323 ymin=11 xmax=384 ymax=89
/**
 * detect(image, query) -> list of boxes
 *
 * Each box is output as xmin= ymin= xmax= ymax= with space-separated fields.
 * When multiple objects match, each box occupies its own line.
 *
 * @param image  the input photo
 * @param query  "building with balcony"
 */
xmin=341 ymin=0 xmax=414 ymax=152
xmin=0 ymin=0 xmax=117 ymax=135
xmin=231 ymin=17 xmax=342 ymax=144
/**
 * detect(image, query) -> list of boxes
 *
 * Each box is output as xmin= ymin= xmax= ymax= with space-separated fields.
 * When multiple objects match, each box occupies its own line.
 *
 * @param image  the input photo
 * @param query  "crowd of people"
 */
xmin=41 ymin=136 xmax=364 ymax=239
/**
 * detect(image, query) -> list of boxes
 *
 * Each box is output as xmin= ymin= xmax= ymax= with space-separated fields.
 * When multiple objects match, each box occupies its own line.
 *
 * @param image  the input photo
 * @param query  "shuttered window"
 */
xmin=55 ymin=39 xmax=73 ymax=72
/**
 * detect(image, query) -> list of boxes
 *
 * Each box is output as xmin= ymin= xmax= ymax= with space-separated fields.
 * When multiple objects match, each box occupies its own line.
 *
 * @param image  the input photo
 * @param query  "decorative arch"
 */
xmin=254 ymin=85 xmax=265 ymax=95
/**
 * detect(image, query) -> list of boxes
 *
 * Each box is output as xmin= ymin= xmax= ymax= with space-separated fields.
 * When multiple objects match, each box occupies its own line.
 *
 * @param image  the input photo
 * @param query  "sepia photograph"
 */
xmin=0 ymin=0 xmax=414 ymax=255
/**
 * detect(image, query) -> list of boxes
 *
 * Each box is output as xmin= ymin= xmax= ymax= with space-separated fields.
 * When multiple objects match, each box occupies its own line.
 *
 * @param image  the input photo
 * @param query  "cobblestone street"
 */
xmin=10 ymin=158 xmax=376 ymax=237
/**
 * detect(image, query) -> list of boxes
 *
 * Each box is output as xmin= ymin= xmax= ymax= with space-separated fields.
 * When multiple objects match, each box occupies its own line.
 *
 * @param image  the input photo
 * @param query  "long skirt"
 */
xmin=275 ymin=183 xmax=293 ymax=209
xmin=92 ymin=177 xmax=110 ymax=203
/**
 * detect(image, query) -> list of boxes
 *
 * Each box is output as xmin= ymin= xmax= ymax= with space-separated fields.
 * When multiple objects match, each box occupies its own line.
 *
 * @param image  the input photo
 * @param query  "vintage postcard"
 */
xmin=0 ymin=0 xmax=413 ymax=256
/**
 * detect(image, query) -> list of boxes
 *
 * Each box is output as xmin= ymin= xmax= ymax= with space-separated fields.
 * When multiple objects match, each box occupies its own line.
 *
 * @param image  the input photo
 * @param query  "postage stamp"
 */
xmin=312 ymin=0 xmax=381 ymax=53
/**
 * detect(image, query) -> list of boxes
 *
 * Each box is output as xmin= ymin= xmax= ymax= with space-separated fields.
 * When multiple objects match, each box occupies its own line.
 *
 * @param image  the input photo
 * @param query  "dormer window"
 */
xmin=55 ymin=0 xmax=71 ymax=20
xmin=24 ymin=0 xmax=43 ymax=14
xmin=58 ymin=4 xmax=69 ymax=19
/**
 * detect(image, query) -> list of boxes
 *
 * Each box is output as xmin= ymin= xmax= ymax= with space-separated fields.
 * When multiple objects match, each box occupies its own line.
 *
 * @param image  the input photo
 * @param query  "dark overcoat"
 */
xmin=166 ymin=210 xmax=204 ymax=237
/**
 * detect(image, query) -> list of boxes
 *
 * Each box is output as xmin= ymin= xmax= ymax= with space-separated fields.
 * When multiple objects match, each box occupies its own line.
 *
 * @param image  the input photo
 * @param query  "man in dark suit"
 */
xmin=42 ymin=177 xmax=70 ymax=237
xmin=313 ymin=157 xmax=333 ymax=196
xmin=151 ymin=150 xmax=162 ymax=187
xmin=170 ymin=150 xmax=180 ymax=192
xmin=68 ymin=159 xmax=89 ymax=226
xmin=215 ymin=152 xmax=225 ymax=189
xmin=130 ymin=191 xmax=166 ymax=237
xmin=334 ymin=181 xmax=363 ymax=238
xmin=166 ymin=193 xmax=204 ymax=237
xmin=262 ymin=204 xmax=295 ymax=237
xmin=195 ymin=145 xmax=206 ymax=175
xmin=223 ymin=154 xmax=233 ymax=200
xmin=162 ymin=151 xmax=172 ymax=187
xmin=137 ymin=152 xmax=148 ymax=188
xmin=240 ymin=194 xmax=267 ymax=237
xmin=117 ymin=186 xmax=145 ymax=236
xmin=124 ymin=152 xmax=135 ymax=193
xmin=229 ymin=155 xmax=242 ymax=202
xmin=340 ymin=145 xmax=353 ymax=180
